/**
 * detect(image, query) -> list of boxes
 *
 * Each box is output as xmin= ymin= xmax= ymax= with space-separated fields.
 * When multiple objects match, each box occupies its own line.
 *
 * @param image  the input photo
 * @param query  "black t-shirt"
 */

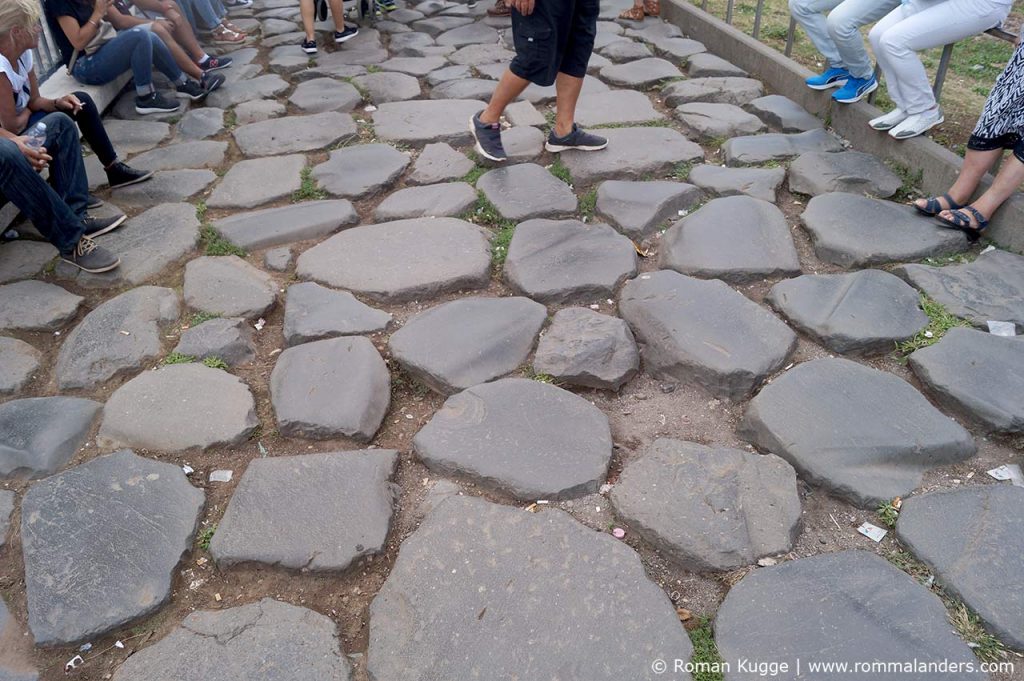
xmin=44 ymin=0 xmax=93 ymax=66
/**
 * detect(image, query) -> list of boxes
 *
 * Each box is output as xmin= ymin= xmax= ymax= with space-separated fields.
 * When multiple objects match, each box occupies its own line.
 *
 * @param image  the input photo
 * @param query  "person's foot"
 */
xmin=545 ymin=124 xmax=608 ymax=152
xmin=211 ymin=23 xmax=246 ymax=43
xmin=61 ymin=236 xmax=120 ymax=273
xmin=87 ymin=194 xmax=103 ymax=209
xmin=83 ymin=214 xmax=127 ymax=238
xmin=618 ymin=4 xmax=645 ymax=20
xmin=913 ymin=192 xmax=964 ymax=216
xmin=869 ymin=108 xmax=908 ymax=131
xmin=198 ymin=55 xmax=233 ymax=72
xmin=135 ymin=91 xmax=180 ymax=115
xmin=487 ymin=0 xmax=511 ymax=16
xmin=832 ymin=74 xmax=877 ymax=104
xmin=107 ymin=161 xmax=154 ymax=189
xmin=936 ymin=205 xmax=989 ymax=242
xmin=889 ymin=107 xmax=943 ymax=140
xmin=301 ymin=37 xmax=318 ymax=54
xmin=467 ymin=0 xmax=478 ymax=7
xmin=335 ymin=25 xmax=359 ymax=43
xmin=376 ymin=0 xmax=397 ymax=10
xmin=470 ymin=111 xmax=507 ymax=162
xmin=223 ymin=0 xmax=253 ymax=7
xmin=177 ymin=73 xmax=226 ymax=100
xmin=805 ymin=66 xmax=849 ymax=90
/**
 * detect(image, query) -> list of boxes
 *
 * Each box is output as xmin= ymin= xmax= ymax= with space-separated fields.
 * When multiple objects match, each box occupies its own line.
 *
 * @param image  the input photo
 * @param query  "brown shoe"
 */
xmin=487 ymin=0 xmax=511 ymax=16
xmin=643 ymin=0 xmax=660 ymax=14
xmin=618 ymin=4 xmax=645 ymax=19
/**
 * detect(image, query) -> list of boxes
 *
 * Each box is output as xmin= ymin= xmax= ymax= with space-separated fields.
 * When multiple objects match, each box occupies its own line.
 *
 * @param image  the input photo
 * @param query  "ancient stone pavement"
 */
xmin=1 ymin=0 xmax=1023 ymax=679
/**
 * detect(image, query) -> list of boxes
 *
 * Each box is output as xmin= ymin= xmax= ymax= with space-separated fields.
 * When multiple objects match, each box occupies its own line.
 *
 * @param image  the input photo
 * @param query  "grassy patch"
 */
xmin=688 ymin=618 xmax=725 ymax=681
xmin=462 ymin=192 xmax=517 ymax=268
xmin=163 ymin=352 xmax=195 ymax=365
xmin=673 ymin=161 xmax=694 ymax=181
xmin=202 ymin=356 xmax=229 ymax=370
xmin=188 ymin=311 xmax=220 ymax=327
xmin=579 ymin=188 xmax=597 ymax=220
xmin=366 ymin=64 xmax=382 ymax=73
xmin=949 ymin=603 xmax=1007 ymax=662
xmin=461 ymin=163 xmax=489 ymax=186
xmin=224 ymin=109 xmax=237 ymax=129
xmin=876 ymin=499 xmax=900 ymax=528
xmin=200 ymin=225 xmax=247 ymax=258
xmin=885 ymin=548 xmax=933 ymax=585
xmin=194 ymin=199 xmax=208 ymax=223
xmin=896 ymin=295 xmax=971 ymax=355
xmin=291 ymin=167 xmax=328 ymax=202
xmin=490 ymin=220 xmax=516 ymax=267
xmin=887 ymin=161 xmax=924 ymax=202
xmin=196 ymin=524 xmax=216 ymax=551
xmin=549 ymin=158 xmax=572 ymax=185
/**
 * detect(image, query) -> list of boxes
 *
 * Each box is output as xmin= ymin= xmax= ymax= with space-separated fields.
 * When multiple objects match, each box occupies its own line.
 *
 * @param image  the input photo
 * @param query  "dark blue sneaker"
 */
xmin=832 ymin=74 xmax=877 ymax=103
xmin=805 ymin=66 xmax=850 ymax=90
xmin=334 ymin=25 xmax=359 ymax=43
xmin=545 ymin=124 xmax=608 ymax=153
xmin=470 ymin=111 xmax=507 ymax=162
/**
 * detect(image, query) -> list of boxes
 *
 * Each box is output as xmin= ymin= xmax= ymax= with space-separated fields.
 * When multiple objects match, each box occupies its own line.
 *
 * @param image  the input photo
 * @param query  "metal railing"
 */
xmin=34 ymin=13 xmax=64 ymax=79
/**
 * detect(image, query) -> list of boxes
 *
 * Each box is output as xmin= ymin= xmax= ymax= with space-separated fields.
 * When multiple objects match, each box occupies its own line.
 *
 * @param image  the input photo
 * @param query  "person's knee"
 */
xmin=44 ymin=111 xmax=76 ymax=137
xmin=788 ymin=0 xmax=813 ymax=19
xmin=877 ymin=30 xmax=908 ymax=57
xmin=0 ymin=138 xmax=22 ymax=164
xmin=826 ymin=12 xmax=858 ymax=40
xmin=73 ymin=91 xmax=97 ymax=113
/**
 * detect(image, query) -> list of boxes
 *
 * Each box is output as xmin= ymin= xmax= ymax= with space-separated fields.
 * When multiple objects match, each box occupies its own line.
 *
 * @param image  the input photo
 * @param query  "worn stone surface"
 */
xmin=21 ymin=450 xmax=204 ymax=646
xmin=184 ymin=255 xmax=277 ymax=319
xmin=98 ymin=364 xmax=258 ymax=452
xmin=447 ymin=42 xmax=515 ymax=65
xmin=379 ymin=56 xmax=448 ymax=76
xmin=289 ymin=78 xmax=363 ymax=112
xmin=674 ymin=102 xmax=765 ymax=141
xmin=649 ymin=36 xmax=706 ymax=63
xmin=129 ymin=140 xmax=227 ymax=172
xmin=502 ymin=125 xmax=545 ymax=160
xmin=176 ymin=107 xmax=225 ymax=139
xmin=768 ymin=270 xmax=928 ymax=355
xmin=412 ymin=15 xmax=472 ymax=35
xmin=352 ymin=71 xmax=422 ymax=103
xmin=686 ymin=52 xmax=747 ymax=77
xmin=662 ymin=76 xmax=764 ymax=107
xmin=504 ymin=99 xmax=546 ymax=127
xmin=716 ymin=551 xmax=986 ymax=679
xmin=0 ymin=597 xmax=37 ymax=681
xmin=789 ymin=150 xmax=902 ymax=198
xmin=573 ymin=89 xmax=664 ymax=127
xmin=686 ymin=164 xmax=786 ymax=203
xmin=270 ymin=336 xmax=390 ymax=441
xmin=213 ymin=200 xmax=359 ymax=250
xmin=430 ymin=77 xmax=500 ymax=101
xmin=660 ymin=196 xmax=801 ymax=283
xmin=174 ymin=317 xmax=257 ymax=366
xmin=297 ymin=218 xmax=490 ymax=302
xmin=600 ymin=57 xmax=682 ymax=87
xmin=619 ymin=270 xmax=796 ymax=400
xmin=234 ymin=98 xmax=286 ymax=124
xmin=390 ymin=297 xmax=547 ymax=394
xmin=611 ymin=439 xmax=800 ymax=570
xmin=425 ymin=63 xmax=471 ymax=85
xmin=374 ymin=182 xmax=476 ymax=220
xmin=208 ymin=154 xmax=305 ymax=208
xmin=0 ymin=337 xmax=41 ymax=395
xmin=414 ymin=378 xmax=612 ymax=499
xmin=0 ymin=397 xmax=101 ymax=479
xmin=435 ymin=21 xmax=498 ymax=45
xmin=897 ymin=485 xmax=1024 ymax=650
xmin=233 ymin=112 xmax=357 ymax=156
xmin=0 ymin=241 xmax=57 ymax=284
xmin=264 ymin=247 xmax=293 ymax=271
xmin=533 ymin=307 xmax=639 ymax=390
xmin=596 ymin=180 xmax=703 ymax=239
xmin=206 ymin=73 xmax=289 ymax=108
xmin=107 ymin=119 xmax=171 ymax=154
xmin=0 ymin=490 xmax=11 ymax=547
xmin=739 ymin=357 xmax=977 ymax=507
xmin=407 ymin=142 xmax=473 ymax=185
xmin=478 ymin=164 xmax=577 ymax=221
xmin=284 ymin=282 xmax=392 ymax=346
xmin=312 ymin=144 xmax=411 ymax=198
xmin=111 ymin=169 xmax=216 ymax=206
xmin=745 ymin=94 xmax=821 ymax=132
xmin=561 ymin=127 xmax=704 ymax=185
xmin=0 ymin=280 xmax=82 ymax=331
xmin=373 ymin=100 xmax=486 ymax=146
xmin=724 ymin=128 xmax=844 ymax=166
xmin=599 ymin=38 xmax=653 ymax=61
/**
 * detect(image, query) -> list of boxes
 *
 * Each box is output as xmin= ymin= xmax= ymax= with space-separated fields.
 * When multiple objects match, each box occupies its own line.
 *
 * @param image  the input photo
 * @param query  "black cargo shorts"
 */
xmin=508 ymin=0 xmax=600 ymax=87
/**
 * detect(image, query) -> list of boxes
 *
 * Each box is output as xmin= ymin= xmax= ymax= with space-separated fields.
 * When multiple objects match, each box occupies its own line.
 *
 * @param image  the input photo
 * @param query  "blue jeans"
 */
xmin=72 ymin=26 xmax=182 ymax=94
xmin=177 ymin=0 xmax=226 ymax=30
xmin=0 ymin=113 xmax=88 ymax=255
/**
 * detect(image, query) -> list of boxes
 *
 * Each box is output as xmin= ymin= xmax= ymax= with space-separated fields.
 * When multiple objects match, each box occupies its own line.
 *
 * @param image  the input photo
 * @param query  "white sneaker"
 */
xmin=869 ymin=109 xmax=907 ymax=131
xmin=889 ymin=108 xmax=944 ymax=140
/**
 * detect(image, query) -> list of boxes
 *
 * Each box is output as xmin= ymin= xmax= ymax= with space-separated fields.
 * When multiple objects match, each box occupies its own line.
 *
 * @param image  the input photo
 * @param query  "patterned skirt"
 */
xmin=972 ymin=38 xmax=1024 ymax=140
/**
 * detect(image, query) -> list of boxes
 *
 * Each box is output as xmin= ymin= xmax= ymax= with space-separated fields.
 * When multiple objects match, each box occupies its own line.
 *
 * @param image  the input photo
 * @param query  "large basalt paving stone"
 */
xmin=430 ymin=77 xmax=502 ymax=101
xmin=102 ymin=119 xmax=170 ymax=154
xmin=596 ymin=180 xmax=703 ymax=239
xmin=504 ymin=219 xmax=638 ymax=304
xmin=599 ymin=38 xmax=654 ymax=61
xmin=208 ymin=154 xmax=305 ymax=208
xmin=908 ymin=327 xmax=1024 ymax=433
xmin=674 ymin=102 xmax=765 ymax=141
xmin=425 ymin=63 xmax=471 ymax=84
xmin=98 ymin=364 xmax=258 ymax=452
xmin=233 ymin=112 xmax=357 ymax=156
xmin=270 ymin=336 xmax=390 ymax=441
xmin=288 ymin=77 xmax=363 ymax=112
xmin=110 ymin=169 xmax=216 ymax=206
xmin=0 ymin=336 xmax=41 ymax=395
xmin=206 ymin=73 xmax=289 ymax=108
xmin=312 ymin=143 xmax=411 ymax=198
xmin=803 ymin=193 xmax=969 ymax=267
xmin=504 ymin=99 xmax=546 ymax=127
xmin=619 ymin=270 xmax=796 ymax=400
xmin=435 ymin=21 xmax=498 ymax=45
xmin=283 ymin=282 xmax=392 ymax=346
xmin=789 ymin=150 xmax=902 ymax=198
xmin=55 ymin=286 xmax=179 ymax=390
xmin=128 ymin=140 xmax=226 ymax=171
xmin=897 ymin=485 xmax=1024 ymax=650
xmin=368 ymin=495 xmax=692 ymax=680
xmin=389 ymin=296 xmax=546 ymax=395
xmin=176 ymin=107 xmax=225 ymax=139
xmin=379 ymin=56 xmax=448 ymax=75
xmin=686 ymin=52 xmax=747 ymax=77
xmin=447 ymin=42 xmax=515 ymax=65
xmin=574 ymin=89 xmax=664 ymax=127
xmin=234 ymin=98 xmax=285 ymax=124
xmin=611 ymin=439 xmax=800 ymax=571
xmin=744 ymin=94 xmax=821 ymax=132
xmin=894 ymin=249 xmax=1024 ymax=331
xmin=715 ymin=551 xmax=986 ymax=680
xmin=211 ymin=451 xmax=398 ymax=571
xmin=477 ymin=164 xmax=577 ymax=221
xmin=768 ymin=269 xmax=928 ymax=355
xmin=374 ymin=182 xmax=476 ymax=220
xmin=686 ymin=163 xmax=785 ymax=202
xmin=561 ymin=127 xmax=704 ymax=185
xmin=0 ymin=489 xmax=11 ymax=546
xmin=373 ymin=99 xmax=486 ymax=146
xmin=213 ymin=200 xmax=359 ymax=250
xmin=389 ymin=30 xmax=435 ymax=51
xmin=184 ymin=255 xmax=277 ymax=319
xmin=739 ymin=357 xmax=977 ymax=507
xmin=724 ymin=129 xmax=844 ymax=166
xmin=0 ymin=241 xmax=57 ymax=284
xmin=21 ymin=450 xmax=204 ymax=646
xmin=414 ymin=378 xmax=611 ymax=498
xmin=533 ymin=307 xmax=639 ymax=390
xmin=0 ymin=397 xmax=101 ymax=479
xmin=352 ymin=71 xmax=422 ymax=103
xmin=660 ymin=196 xmax=801 ymax=283
xmin=522 ymin=75 xmax=609 ymax=104
xmin=0 ymin=281 xmax=82 ymax=331
xmin=648 ymin=36 xmax=707 ymax=63
xmin=174 ymin=317 xmax=256 ymax=366
xmin=412 ymin=15 xmax=473 ymax=35
xmin=502 ymin=125 xmax=545 ymax=160
xmin=407 ymin=142 xmax=473 ymax=185
xmin=297 ymin=218 xmax=490 ymax=302
xmin=600 ymin=57 xmax=682 ymax=87
xmin=662 ymin=76 xmax=764 ymax=107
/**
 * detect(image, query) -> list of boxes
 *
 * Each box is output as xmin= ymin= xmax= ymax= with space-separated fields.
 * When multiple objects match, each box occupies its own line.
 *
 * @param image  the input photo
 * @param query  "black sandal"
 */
xmin=914 ymin=192 xmax=963 ymax=216
xmin=935 ymin=205 xmax=988 ymax=243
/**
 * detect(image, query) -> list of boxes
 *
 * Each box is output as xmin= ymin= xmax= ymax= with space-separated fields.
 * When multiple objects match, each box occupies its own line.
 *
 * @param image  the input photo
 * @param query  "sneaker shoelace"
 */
xmin=76 ymin=236 xmax=97 ymax=258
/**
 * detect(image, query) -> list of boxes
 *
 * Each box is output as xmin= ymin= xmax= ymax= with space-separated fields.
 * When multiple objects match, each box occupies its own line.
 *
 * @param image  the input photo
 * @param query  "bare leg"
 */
xmin=151 ymin=22 xmax=204 ymax=78
xmin=328 ymin=0 xmax=346 ymax=31
xmin=552 ymin=71 xmax=584 ymax=137
xmin=914 ymin=147 xmax=1001 ymax=212
xmin=299 ymin=0 xmax=316 ymax=40
xmin=480 ymin=69 xmax=531 ymax=124
xmin=939 ymin=151 xmax=1024 ymax=223
xmin=168 ymin=11 xmax=206 ymax=62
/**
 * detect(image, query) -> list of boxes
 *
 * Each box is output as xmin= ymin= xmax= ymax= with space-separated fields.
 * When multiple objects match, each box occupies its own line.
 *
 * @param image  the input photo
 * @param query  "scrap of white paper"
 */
xmin=209 ymin=469 xmax=233 ymax=483
xmin=857 ymin=522 xmax=887 ymax=543
xmin=986 ymin=320 xmax=1017 ymax=336
xmin=988 ymin=464 xmax=1024 ymax=487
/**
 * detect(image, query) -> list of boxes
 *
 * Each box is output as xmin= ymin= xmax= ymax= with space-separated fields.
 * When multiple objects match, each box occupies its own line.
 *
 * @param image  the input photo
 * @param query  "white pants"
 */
xmin=868 ymin=0 xmax=1011 ymax=115
xmin=789 ymin=0 xmax=899 ymax=79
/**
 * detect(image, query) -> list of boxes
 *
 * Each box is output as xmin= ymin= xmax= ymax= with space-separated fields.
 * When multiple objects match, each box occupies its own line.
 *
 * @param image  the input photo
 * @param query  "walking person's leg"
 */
xmin=825 ymin=0 xmax=898 ymax=102
xmin=789 ymin=0 xmax=847 ymax=87
xmin=546 ymin=0 xmax=605 ymax=151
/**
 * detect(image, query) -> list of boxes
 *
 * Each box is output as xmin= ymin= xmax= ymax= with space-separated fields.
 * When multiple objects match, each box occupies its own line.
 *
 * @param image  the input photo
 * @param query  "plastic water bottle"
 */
xmin=24 ymin=121 xmax=46 ymax=150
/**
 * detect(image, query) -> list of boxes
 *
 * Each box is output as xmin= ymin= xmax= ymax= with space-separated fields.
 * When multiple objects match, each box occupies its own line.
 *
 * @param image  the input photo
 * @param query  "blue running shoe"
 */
xmin=832 ymin=74 xmax=878 ymax=104
xmin=805 ymin=66 xmax=850 ymax=90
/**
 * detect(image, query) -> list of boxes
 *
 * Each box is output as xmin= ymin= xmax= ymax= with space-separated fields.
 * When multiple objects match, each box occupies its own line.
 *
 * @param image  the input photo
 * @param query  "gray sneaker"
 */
xmin=83 ymin=214 xmax=127 ymax=238
xmin=545 ymin=124 xmax=608 ymax=152
xmin=470 ymin=111 xmax=507 ymax=162
xmin=61 ymin=236 xmax=120 ymax=273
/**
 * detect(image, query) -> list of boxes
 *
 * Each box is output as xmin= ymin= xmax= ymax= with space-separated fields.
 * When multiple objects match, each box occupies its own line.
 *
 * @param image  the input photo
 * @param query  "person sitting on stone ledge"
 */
xmin=130 ymin=0 xmax=247 ymax=49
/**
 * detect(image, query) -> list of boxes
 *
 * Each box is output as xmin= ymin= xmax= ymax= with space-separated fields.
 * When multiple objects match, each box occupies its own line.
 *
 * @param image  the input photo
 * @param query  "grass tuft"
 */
xmin=202 ymin=356 xmax=229 ymax=370
xmin=688 ymin=618 xmax=725 ymax=681
xmin=188 ymin=311 xmax=220 ymax=327
xmin=876 ymin=499 xmax=900 ymax=528
xmin=949 ymin=602 xmax=1006 ymax=662
xmin=673 ymin=161 xmax=694 ymax=181
xmin=461 ymin=163 xmax=489 ymax=186
xmin=579 ymin=188 xmax=597 ymax=220
xmin=896 ymin=295 xmax=970 ymax=356
xmin=197 ymin=524 xmax=216 ymax=551
xmin=549 ymin=158 xmax=572 ymax=185
xmin=291 ymin=167 xmax=328 ymax=202
xmin=887 ymin=161 xmax=924 ymax=202
xmin=200 ymin=225 xmax=247 ymax=258
xmin=163 ymin=352 xmax=195 ymax=365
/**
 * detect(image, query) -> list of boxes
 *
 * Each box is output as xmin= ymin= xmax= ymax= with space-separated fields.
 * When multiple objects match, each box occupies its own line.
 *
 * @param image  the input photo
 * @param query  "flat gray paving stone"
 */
xmin=0 ymin=397 xmax=101 ymax=479
xmin=739 ymin=357 xmax=977 ymax=507
xmin=55 ymin=286 xmax=179 ymax=390
xmin=408 ymin=142 xmax=473 ymax=185
xmin=505 ymin=219 xmax=638 ymax=303
xmin=264 ymin=246 xmax=293 ymax=271
xmin=297 ymin=218 xmax=490 ymax=302
xmin=477 ymin=163 xmax=577 ymax=221
xmin=374 ymin=182 xmax=476 ymax=220
xmin=128 ymin=140 xmax=227 ymax=171
xmin=897 ymin=485 xmax=1024 ymax=650
xmin=502 ymin=125 xmax=545 ymax=160
xmin=715 ymin=551 xmax=986 ymax=680
xmin=789 ymin=150 xmax=902 ymax=198
xmin=522 ymin=74 xmax=609 ymax=104
xmin=894 ymin=249 xmax=1024 ymax=331
xmin=599 ymin=39 xmax=653 ymax=61
xmin=234 ymin=98 xmax=286 ymax=124
xmin=425 ymin=63 xmax=471 ymax=85
xmin=0 ymin=280 xmax=82 ymax=331
xmin=373 ymin=99 xmax=486 ymax=146
xmin=213 ymin=199 xmax=359 ymax=250
xmin=377 ymin=19 xmax=413 ymax=33
xmin=447 ymin=43 xmax=516 ymax=65
xmin=263 ymin=16 xmax=299 ymax=34
xmin=102 ymin=119 xmax=171 ymax=154
xmin=211 ymin=451 xmax=398 ymax=571
xmin=174 ymin=317 xmax=257 ymax=366
xmin=504 ymin=99 xmax=546 ymax=127
xmin=611 ymin=439 xmax=800 ymax=571
xmin=389 ymin=6 xmax=425 ymax=19
xmin=533 ymin=307 xmax=638 ymax=390
xmin=184 ymin=255 xmax=277 ymax=319
xmin=0 ymin=240 xmax=57 ymax=284
xmin=414 ymin=378 xmax=612 ymax=499
xmin=208 ymin=154 xmax=305 ymax=208
xmin=744 ymin=94 xmax=821 ymax=132
xmin=660 ymin=195 xmax=801 ymax=283
xmin=368 ymin=495 xmax=692 ymax=680
xmin=674 ymin=102 xmax=765 ymax=141
xmin=270 ymin=336 xmax=390 ymax=441
xmin=389 ymin=30 xmax=436 ymax=52
xmin=723 ymin=128 xmax=844 ymax=166
xmin=268 ymin=44 xmax=311 ymax=75
xmin=686 ymin=52 xmax=746 ymax=77
xmin=379 ymin=56 xmax=448 ymax=76
xmin=649 ymin=36 xmax=707 ymax=63
xmin=768 ymin=269 xmax=928 ymax=355
xmin=110 ymin=169 xmax=216 ymax=206
xmin=595 ymin=180 xmax=703 ymax=239
xmin=233 ymin=112 xmax=357 ymax=156
xmin=389 ymin=296 xmax=547 ymax=394
xmin=412 ymin=15 xmax=473 ymax=35
xmin=0 ymin=337 xmax=41 ymax=395
xmin=803 ymin=193 xmax=969 ymax=267
xmin=601 ymin=57 xmax=682 ymax=87
xmin=21 ymin=450 xmax=204 ymax=646
xmin=284 ymin=282 xmax=392 ymax=346
xmin=176 ymin=107 xmax=225 ymax=139
xmin=352 ymin=71 xmax=422 ymax=102
xmin=686 ymin=163 xmax=785 ymax=202
xmin=288 ymin=78 xmax=363 ymax=112
xmin=573 ymin=89 xmax=664 ymax=127
xmin=619 ymin=270 xmax=796 ymax=400
xmin=312 ymin=143 xmax=411 ymax=198
xmin=662 ymin=76 xmax=764 ymax=107
xmin=299 ymin=56 xmax=379 ymax=79
xmin=909 ymin=327 xmax=1024 ymax=433
xmin=435 ymin=21 xmax=498 ymax=45
xmin=561 ymin=127 xmax=704 ymax=185
xmin=430 ymin=77 xmax=500 ymax=101
xmin=206 ymin=73 xmax=289 ymax=108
